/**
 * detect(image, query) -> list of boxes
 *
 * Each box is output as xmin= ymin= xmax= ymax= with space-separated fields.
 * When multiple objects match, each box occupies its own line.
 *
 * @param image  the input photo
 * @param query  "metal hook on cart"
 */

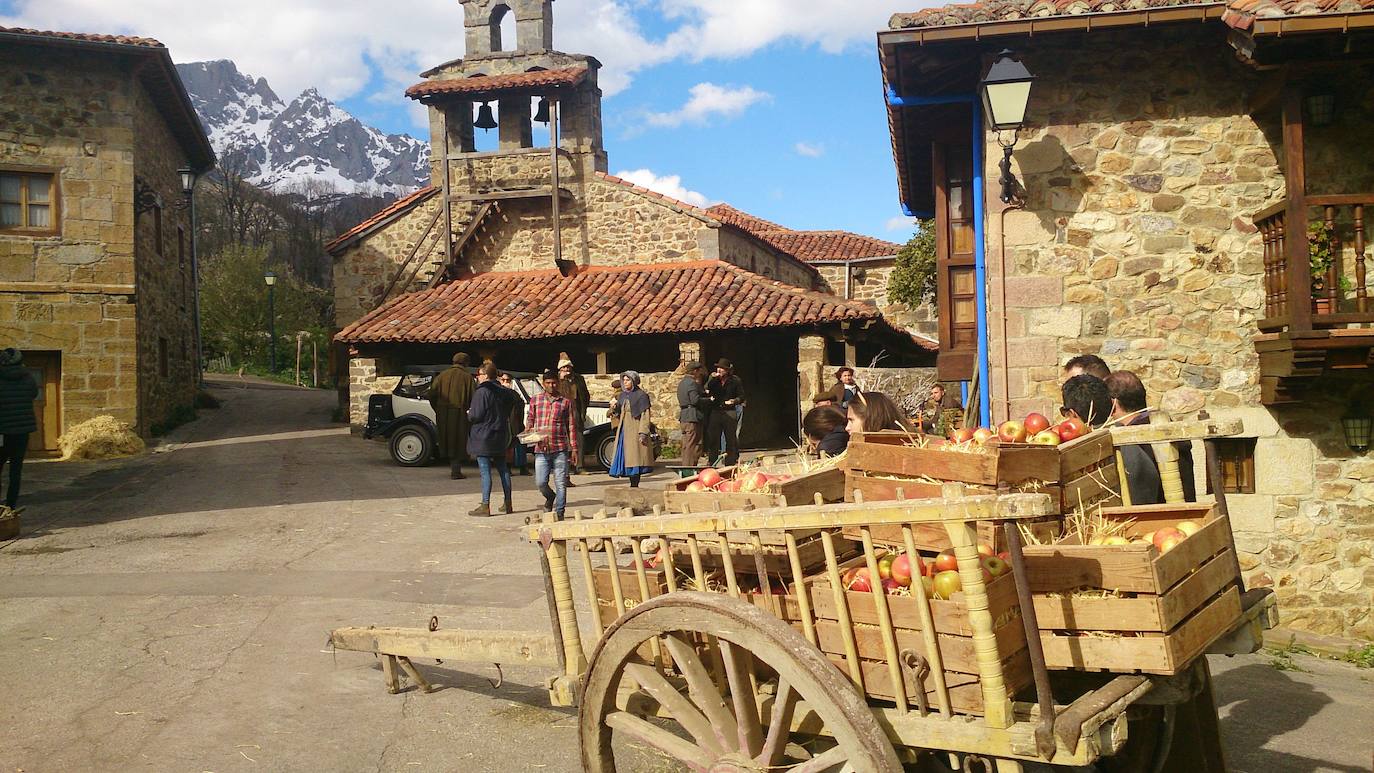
xmin=487 ymin=663 xmax=504 ymax=689
xmin=962 ymin=754 xmax=994 ymax=773
xmin=899 ymin=649 xmax=931 ymax=716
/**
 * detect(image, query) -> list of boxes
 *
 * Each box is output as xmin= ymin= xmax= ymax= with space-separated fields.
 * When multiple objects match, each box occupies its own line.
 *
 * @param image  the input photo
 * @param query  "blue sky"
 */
xmin=0 ymin=0 xmax=927 ymax=240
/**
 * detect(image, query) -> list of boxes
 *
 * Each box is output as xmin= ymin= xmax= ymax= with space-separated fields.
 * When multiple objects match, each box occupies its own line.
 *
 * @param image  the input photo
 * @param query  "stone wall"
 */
xmin=333 ymin=193 xmax=445 ymax=329
xmin=977 ymin=26 xmax=1369 ymax=639
xmin=130 ymin=80 xmax=198 ymax=433
xmin=814 ymin=261 xmax=938 ymax=338
xmin=0 ymin=49 xmax=145 ymax=435
xmin=347 ymin=357 xmax=401 ymax=428
xmin=716 ymin=228 xmax=817 ymax=289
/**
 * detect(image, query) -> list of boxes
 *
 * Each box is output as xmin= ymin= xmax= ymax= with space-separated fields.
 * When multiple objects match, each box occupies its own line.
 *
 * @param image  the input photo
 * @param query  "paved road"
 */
xmin=1 ymin=378 xmax=1370 ymax=772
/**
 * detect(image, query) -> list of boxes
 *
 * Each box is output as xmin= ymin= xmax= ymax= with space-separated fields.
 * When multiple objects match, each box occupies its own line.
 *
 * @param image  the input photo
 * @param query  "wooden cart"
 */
xmin=330 ymin=481 xmax=1275 ymax=772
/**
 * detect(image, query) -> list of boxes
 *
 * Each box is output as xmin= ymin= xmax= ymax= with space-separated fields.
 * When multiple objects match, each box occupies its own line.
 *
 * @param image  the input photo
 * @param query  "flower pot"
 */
xmin=1312 ymin=296 xmax=1337 ymax=328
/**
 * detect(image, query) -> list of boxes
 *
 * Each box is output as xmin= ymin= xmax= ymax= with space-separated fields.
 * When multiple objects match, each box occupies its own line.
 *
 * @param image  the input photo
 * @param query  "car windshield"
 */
xmin=395 ymin=374 xmax=433 ymax=400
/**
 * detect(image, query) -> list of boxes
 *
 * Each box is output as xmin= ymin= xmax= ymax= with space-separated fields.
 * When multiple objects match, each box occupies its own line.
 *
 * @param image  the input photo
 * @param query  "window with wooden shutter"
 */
xmin=934 ymin=142 xmax=977 ymax=381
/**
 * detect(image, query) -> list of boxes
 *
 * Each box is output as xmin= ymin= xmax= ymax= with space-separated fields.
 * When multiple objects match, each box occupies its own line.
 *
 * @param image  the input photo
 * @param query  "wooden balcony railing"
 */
xmin=1254 ymin=194 xmax=1374 ymax=333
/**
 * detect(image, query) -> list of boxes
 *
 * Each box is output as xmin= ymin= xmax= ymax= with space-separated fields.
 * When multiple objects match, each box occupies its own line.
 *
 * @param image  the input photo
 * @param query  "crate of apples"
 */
xmin=950 ymin=412 xmax=1087 ymax=448
xmin=842 ymin=544 xmax=1010 ymax=600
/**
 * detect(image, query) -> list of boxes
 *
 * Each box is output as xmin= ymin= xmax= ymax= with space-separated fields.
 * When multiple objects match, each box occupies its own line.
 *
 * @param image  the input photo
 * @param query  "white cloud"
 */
xmin=794 ymin=141 xmax=825 ymax=158
xmin=885 ymin=215 xmax=919 ymax=232
xmin=644 ymin=83 xmax=771 ymax=129
xmin=0 ymin=0 xmax=904 ymax=134
xmin=614 ymin=169 xmax=713 ymax=208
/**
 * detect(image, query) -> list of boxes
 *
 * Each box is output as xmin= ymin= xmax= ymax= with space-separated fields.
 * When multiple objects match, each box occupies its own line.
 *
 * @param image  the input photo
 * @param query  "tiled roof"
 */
xmin=705 ymin=204 xmax=900 ymax=262
xmin=325 ymin=186 xmax=439 ymax=255
xmin=406 ymin=67 xmax=587 ymax=100
xmin=755 ymin=231 xmax=900 ymax=262
xmin=889 ymin=0 xmax=1374 ymax=29
xmin=335 ymin=261 xmax=884 ymax=344
xmin=705 ymin=203 xmax=789 ymax=234
xmin=0 ymin=26 xmax=164 ymax=47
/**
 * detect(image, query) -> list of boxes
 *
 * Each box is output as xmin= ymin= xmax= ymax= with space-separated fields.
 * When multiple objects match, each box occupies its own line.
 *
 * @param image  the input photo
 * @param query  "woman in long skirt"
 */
xmin=608 ymin=370 xmax=654 ymax=487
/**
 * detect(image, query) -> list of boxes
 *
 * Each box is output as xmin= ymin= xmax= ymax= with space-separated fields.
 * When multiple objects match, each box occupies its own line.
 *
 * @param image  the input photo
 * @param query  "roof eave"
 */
xmin=879 ymin=4 xmax=1226 ymax=46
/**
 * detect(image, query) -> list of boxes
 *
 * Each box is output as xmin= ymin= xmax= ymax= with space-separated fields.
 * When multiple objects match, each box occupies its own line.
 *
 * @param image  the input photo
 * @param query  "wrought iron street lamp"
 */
xmin=980 ymin=50 xmax=1036 ymax=204
xmin=178 ymin=167 xmax=204 ymax=386
xmin=264 ymin=270 xmax=278 ymax=372
xmin=1344 ymin=403 xmax=1372 ymax=454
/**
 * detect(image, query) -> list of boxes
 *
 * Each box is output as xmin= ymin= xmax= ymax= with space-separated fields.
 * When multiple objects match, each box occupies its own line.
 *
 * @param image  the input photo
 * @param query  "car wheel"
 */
xmin=389 ymin=426 xmax=433 ymax=467
xmin=594 ymin=431 xmax=616 ymax=471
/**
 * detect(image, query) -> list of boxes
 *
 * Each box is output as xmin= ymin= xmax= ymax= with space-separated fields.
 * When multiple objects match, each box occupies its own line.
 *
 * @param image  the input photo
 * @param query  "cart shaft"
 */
xmin=330 ymin=626 xmax=561 ymax=668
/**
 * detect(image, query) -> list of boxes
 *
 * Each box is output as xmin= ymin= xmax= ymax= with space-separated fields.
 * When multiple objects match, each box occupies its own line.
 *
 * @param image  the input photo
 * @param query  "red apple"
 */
xmin=997 ymin=551 xmax=1010 ymax=563
xmin=891 ymin=554 xmax=918 ymax=586
xmin=934 ymin=550 xmax=959 ymax=574
xmin=998 ymin=420 xmax=1027 ymax=444
xmin=949 ymin=428 xmax=976 ymax=444
xmin=977 ymin=543 xmax=995 ymax=559
xmin=878 ymin=553 xmax=897 ymax=580
xmin=982 ymin=555 xmax=1010 ymax=578
xmin=932 ymin=570 xmax=962 ymax=600
xmin=848 ymin=567 xmax=873 ymax=592
xmin=698 ymin=468 xmax=723 ymax=488
xmin=1153 ymin=527 xmax=1186 ymax=554
xmin=717 ymin=479 xmax=741 ymax=493
xmin=1057 ymin=417 xmax=1087 ymax=442
xmin=1176 ymin=520 xmax=1202 ymax=536
xmin=1029 ymin=430 xmax=1062 ymax=446
xmin=740 ymin=471 xmax=770 ymax=492
xmin=685 ymin=481 xmax=707 ymax=492
xmin=881 ymin=577 xmax=903 ymax=594
xmin=972 ymin=427 xmax=995 ymax=446
xmin=1023 ymin=412 xmax=1051 ymax=436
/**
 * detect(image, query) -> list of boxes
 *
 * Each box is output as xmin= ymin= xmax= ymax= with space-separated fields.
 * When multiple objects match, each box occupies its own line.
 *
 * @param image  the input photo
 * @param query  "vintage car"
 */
xmin=362 ymin=366 xmax=620 ymax=468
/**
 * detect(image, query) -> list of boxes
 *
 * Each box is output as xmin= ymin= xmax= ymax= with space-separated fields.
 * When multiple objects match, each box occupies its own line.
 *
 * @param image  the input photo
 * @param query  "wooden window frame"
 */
xmin=934 ymin=142 xmax=977 ymax=381
xmin=0 ymin=166 xmax=61 ymax=236
xmin=1213 ymin=438 xmax=1257 ymax=495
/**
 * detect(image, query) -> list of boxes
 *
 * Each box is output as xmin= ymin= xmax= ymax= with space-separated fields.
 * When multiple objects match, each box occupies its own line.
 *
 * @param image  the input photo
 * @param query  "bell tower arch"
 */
xmin=464 ymin=0 xmax=554 ymax=55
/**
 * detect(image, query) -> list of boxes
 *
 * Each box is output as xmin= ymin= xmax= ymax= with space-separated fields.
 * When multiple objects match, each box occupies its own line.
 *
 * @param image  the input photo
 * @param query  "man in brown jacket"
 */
xmin=430 ymin=352 xmax=476 ymax=479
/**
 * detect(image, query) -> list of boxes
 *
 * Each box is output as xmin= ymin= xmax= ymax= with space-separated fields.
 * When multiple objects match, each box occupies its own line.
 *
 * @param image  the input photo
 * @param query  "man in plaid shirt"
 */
xmin=526 ymin=369 xmax=579 ymax=518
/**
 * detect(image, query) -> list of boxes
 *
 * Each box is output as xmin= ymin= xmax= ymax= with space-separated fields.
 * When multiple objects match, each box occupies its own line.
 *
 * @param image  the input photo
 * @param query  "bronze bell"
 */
xmin=533 ymin=97 xmax=550 ymax=124
xmin=474 ymin=102 xmax=498 ymax=131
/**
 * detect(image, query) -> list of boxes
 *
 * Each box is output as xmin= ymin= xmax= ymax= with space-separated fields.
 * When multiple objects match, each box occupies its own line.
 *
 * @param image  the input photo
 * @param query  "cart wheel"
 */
xmin=580 ymin=591 xmax=902 ymax=773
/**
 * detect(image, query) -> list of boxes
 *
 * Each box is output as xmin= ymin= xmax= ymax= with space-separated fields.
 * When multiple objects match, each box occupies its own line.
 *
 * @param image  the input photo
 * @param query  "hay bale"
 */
xmin=58 ymin=416 xmax=145 ymax=460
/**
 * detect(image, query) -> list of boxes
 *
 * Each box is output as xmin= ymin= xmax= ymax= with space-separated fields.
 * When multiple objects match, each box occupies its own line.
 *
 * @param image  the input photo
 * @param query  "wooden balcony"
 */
xmin=1252 ymin=195 xmax=1374 ymax=404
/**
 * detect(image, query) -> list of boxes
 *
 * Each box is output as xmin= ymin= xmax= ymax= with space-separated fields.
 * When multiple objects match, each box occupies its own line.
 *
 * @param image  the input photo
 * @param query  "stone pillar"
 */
xmin=515 ymin=0 xmax=553 ymax=50
xmin=498 ymin=98 xmax=533 ymax=151
xmin=798 ymin=334 xmax=826 ymax=412
xmin=348 ymin=357 xmax=401 ymax=432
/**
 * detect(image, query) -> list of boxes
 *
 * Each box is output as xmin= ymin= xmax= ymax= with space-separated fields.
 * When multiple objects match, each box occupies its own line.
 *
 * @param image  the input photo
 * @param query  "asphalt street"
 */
xmin=0 ymin=376 xmax=1369 ymax=772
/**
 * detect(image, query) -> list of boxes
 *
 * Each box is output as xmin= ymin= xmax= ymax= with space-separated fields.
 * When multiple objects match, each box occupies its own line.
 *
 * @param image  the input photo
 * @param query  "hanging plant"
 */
xmin=1308 ymin=219 xmax=1335 ymax=293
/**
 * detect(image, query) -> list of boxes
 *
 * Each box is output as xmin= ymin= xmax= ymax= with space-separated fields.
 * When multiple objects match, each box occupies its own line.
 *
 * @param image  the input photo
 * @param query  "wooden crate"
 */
xmin=806 ymin=556 xmax=1030 ymax=714
xmin=1021 ymin=502 xmax=1243 ymax=674
xmin=843 ymin=430 xmax=1120 ymax=514
xmin=664 ymin=466 xmax=845 ymax=512
xmin=591 ymin=564 xmax=802 ymax=631
xmin=839 ymin=473 xmax=1056 ymax=552
xmin=665 ymin=530 xmax=857 ymax=576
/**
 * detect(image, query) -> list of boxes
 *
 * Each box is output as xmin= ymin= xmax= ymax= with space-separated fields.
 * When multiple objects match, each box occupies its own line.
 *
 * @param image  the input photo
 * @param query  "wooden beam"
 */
xmin=0 ymin=282 xmax=135 ymax=295
xmin=1282 ymin=85 xmax=1313 ymax=333
xmin=449 ymin=186 xmax=574 ymax=203
xmin=330 ymin=626 xmax=562 ymax=668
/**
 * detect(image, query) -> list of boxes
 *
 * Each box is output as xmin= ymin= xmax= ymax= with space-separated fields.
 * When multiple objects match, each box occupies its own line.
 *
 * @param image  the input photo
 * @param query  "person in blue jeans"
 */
xmin=526 ymin=369 xmax=578 ymax=518
xmin=466 ymin=363 xmax=516 ymax=517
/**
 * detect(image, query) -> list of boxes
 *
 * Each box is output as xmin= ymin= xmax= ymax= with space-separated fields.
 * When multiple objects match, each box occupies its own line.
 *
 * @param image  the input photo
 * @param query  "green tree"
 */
xmin=199 ymin=245 xmax=332 ymax=371
xmin=887 ymin=219 xmax=938 ymax=307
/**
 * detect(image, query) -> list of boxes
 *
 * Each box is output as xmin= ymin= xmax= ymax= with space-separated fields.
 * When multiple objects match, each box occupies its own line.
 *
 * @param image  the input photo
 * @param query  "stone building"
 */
xmin=881 ymin=0 xmax=1374 ymax=640
xmin=330 ymin=0 xmax=934 ymax=449
xmin=0 ymin=27 xmax=214 ymax=451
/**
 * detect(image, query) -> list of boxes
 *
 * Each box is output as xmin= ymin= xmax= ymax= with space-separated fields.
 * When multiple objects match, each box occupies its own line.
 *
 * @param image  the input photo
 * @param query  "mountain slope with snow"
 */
xmin=177 ymin=60 xmax=429 ymax=195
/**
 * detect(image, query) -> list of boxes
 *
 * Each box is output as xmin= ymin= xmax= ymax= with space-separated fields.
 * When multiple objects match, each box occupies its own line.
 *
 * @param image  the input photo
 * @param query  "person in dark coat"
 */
xmin=557 ymin=353 xmax=590 ymax=478
xmin=820 ymin=366 xmax=861 ymax=409
xmin=0 ymin=348 xmax=38 ymax=510
xmin=498 ymin=372 xmax=530 ymax=475
xmin=467 ymin=363 xmax=516 ymax=516
xmin=676 ymin=361 xmax=708 ymax=467
xmin=803 ymin=405 xmax=849 ymax=457
xmin=430 ymin=352 xmax=476 ymax=479
xmin=705 ymin=358 xmax=744 ymax=466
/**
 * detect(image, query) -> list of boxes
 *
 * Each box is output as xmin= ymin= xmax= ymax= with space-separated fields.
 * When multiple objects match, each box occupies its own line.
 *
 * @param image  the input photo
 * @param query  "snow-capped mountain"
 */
xmin=176 ymin=60 xmax=429 ymax=195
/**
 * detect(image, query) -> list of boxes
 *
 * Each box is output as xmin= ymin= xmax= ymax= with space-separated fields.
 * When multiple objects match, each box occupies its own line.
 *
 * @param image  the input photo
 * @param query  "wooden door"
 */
xmin=934 ymin=142 xmax=978 ymax=381
xmin=22 ymin=351 xmax=60 ymax=455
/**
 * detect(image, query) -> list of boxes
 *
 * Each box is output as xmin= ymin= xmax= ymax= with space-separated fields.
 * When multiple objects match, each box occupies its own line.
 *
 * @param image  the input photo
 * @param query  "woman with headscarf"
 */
xmin=607 ymin=370 xmax=653 ymax=487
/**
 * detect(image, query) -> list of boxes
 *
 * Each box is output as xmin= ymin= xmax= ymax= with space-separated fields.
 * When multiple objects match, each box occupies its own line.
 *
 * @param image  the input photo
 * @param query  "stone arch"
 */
xmin=488 ymin=3 xmax=514 ymax=52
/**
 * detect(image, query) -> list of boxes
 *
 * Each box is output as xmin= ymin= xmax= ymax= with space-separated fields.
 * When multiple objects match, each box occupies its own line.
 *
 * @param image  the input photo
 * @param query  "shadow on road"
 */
xmin=1213 ymin=662 xmax=1368 ymax=773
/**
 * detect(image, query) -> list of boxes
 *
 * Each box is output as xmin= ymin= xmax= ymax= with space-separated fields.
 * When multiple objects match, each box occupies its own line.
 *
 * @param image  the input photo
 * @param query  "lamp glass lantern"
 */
xmin=1304 ymin=92 xmax=1337 ymax=127
xmin=980 ymin=50 xmax=1036 ymax=132
xmin=1344 ymin=412 xmax=1373 ymax=454
xmin=263 ymin=270 xmax=277 ymax=286
xmin=178 ymin=167 xmax=196 ymax=196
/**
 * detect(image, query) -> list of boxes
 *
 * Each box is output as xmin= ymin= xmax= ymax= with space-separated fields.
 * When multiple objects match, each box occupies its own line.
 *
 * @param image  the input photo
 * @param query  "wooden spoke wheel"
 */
xmin=580 ymin=592 xmax=902 ymax=773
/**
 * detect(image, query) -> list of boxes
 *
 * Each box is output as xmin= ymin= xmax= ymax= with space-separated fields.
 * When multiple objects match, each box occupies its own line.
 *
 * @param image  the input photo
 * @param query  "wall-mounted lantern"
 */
xmin=980 ymin=50 xmax=1035 ymax=204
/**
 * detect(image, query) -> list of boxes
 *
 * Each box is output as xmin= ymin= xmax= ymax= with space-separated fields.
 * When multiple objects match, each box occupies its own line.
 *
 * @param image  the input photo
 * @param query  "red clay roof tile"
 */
xmin=889 ymin=0 xmax=1374 ymax=30
xmin=706 ymin=204 xmax=900 ymax=262
xmin=336 ymin=261 xmax=883 ymax=345
xmin=0 ymin=26 xmax=164 ymax=47
xmin=405 ymin=67 xmax=587 ymax=100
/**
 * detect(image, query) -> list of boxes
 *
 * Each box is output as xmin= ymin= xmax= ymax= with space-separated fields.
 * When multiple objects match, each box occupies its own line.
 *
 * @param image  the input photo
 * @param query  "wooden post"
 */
xmin=541 ymin=509 xmax=587 ymax=676
xmin=1356 ymin=204 xmax=1368 ymax=312
xmin=312 ymin=339 xmax=318 ymax=387
xmin=441 ymin=107 xmax=453 ymax=268
xmin=549 ymin=97 xmax=562 ymax=269
xmin=295 ymin=334 xmax=303 ymax=386
xmin=1282 ymin=85 xmax=1312 ymax=332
